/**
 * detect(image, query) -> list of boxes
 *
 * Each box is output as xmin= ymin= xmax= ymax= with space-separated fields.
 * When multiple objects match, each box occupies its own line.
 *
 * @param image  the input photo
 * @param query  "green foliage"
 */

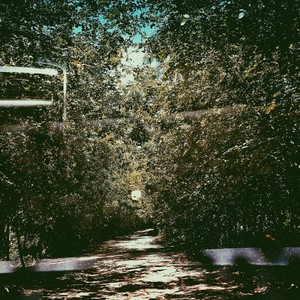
xmin=151 ymin=107 xmax=299 ymax=253
xmin=142 ymin=0 xmax=300 ymax=252
xmin=0 ymin=0 xmax=299 ymax=262
xmin=0 ymin=120 xmax=149 ymax=260
xmin=0 ymin=0 xmax=158 ymax=261
xmin=0 ymin=0 xmax=159 ymax=121
xmin=147 ymin=0 xmax=300 ymax=111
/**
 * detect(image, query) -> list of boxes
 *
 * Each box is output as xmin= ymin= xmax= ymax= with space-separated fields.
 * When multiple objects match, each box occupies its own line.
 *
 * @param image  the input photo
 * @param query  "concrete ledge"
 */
xmin=201 ymin=247 xmax=300 ymax=266
xmin=1 ymin=248 xmax=299 ymax=275
xmin=34 ymin=256 xmax=98 ymax=272
xmin=0 ymin=261 xmax=18 ymax=274
xmin=0 ymin=256 xmax=98 ymax=274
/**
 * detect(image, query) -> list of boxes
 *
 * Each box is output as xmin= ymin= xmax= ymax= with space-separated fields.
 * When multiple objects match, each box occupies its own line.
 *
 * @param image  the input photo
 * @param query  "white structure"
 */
xmin=131 ymin=190 xmax=142 ymax=203
xmin=0 ymin=65 xmax=66 ymax=120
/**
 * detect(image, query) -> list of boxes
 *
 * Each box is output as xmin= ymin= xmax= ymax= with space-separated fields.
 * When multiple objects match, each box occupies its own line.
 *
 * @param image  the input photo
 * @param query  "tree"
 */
xmin=1 ymin=0 xmax=299 ymax=262
xmin=142 ymin=0 xmax=300 ymax=251
xmin=146 ymin=0 xmax=300 ymax=110
xmin=0 ymin=0 xmax=157 ymax=261
xmin=0 ymin=0 xmax=159 ymax=120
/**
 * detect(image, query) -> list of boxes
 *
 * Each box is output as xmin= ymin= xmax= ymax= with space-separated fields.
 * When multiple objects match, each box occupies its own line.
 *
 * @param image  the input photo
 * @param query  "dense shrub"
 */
xmin=152 ymin=105 xmax=299 ymax=254
xmin=0 ymin=121 xmax=146 ymax=261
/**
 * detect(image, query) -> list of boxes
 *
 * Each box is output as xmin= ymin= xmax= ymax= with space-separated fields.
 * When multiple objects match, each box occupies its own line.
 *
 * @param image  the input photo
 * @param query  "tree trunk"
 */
xmin=15 ymin=226 xmax=25 ymax=268
xmin=5 ymin=219 xmax=10 ymax=260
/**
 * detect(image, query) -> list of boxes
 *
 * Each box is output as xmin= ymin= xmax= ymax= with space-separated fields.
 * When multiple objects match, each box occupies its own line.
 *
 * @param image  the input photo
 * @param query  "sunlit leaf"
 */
xmin=180 ymin=19 xmax=187 ymax=26
xmin=238 ymin=9 xmax=246 ymax=19
xmin=265 ymin=101 xmax=277 ymax=114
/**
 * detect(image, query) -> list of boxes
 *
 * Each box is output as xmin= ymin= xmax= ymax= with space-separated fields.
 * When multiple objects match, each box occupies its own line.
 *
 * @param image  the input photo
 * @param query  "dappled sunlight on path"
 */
xmin=14 ymin=229 xmax=300 ymax=299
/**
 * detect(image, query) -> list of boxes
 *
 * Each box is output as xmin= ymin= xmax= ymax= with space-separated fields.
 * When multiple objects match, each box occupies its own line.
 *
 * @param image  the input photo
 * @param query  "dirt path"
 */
xmin=9 ymin=229 xmax=300 ymax=299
